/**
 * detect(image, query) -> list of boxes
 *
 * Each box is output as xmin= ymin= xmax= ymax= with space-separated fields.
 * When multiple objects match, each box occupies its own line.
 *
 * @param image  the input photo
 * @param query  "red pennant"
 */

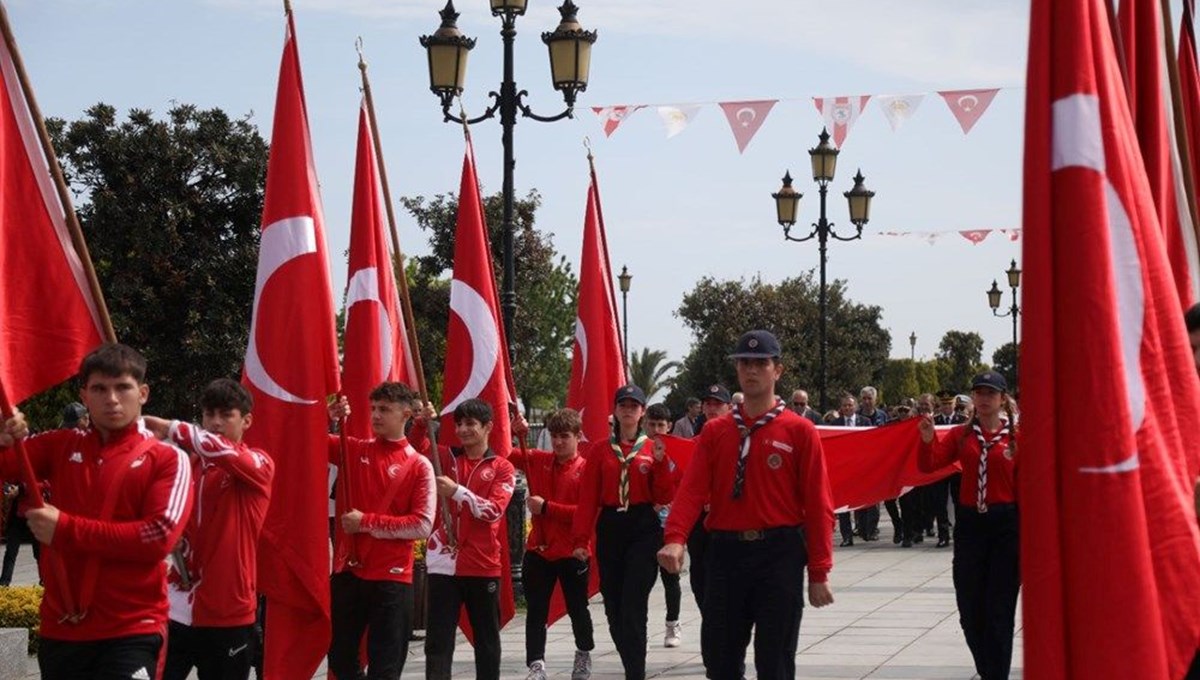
xmin=0 ymin=30 xmax=104 ymax=404
xmin=818 ymin=420 xmax=959 ymax=512
xmin=813 ymin=95 xmax=870 ymax=147
xmin=958 ymin=229 xmax=991 ymax=244
xmin=342 ymin=101 xmax=414 ymax=439
xmin=938 ymin=88 xmax=1000 ymax=134
xmin=1021 ymin=0 xmax=1200 ymax=677
xmin=241 ymin=15 xmax=341 ymax=679
xmin=591 ymin=105 xmax=643 ymax=137
xmin=718 ymin=100 xmax=777 ymax=153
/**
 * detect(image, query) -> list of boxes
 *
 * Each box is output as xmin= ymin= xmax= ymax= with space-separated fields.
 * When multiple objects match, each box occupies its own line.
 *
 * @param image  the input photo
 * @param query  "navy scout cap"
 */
xmin=971 ymin=371 xmax=1008 ymax=392
xmin=728 ymin=330 xmax=782 ymax=359
xmin=613 ymin=384 xmax=647 ymax=406
xmin=700 ymin=384 xmax=731 ymax=404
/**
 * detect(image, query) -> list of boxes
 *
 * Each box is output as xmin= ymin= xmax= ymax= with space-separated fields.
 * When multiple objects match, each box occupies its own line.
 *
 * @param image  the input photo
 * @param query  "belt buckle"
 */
xmin=739 ymin=529 xmax=763 ymax=541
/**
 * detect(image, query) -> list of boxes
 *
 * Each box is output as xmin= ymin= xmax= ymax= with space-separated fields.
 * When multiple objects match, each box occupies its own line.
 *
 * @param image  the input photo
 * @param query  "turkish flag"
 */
xmin=718 ymin=100 xmax=777 ymax=154
xmin=438 ymin=142 xmax=516 ymax=635
xmin=241 ymin=14 xmax=341 ymax=680
xmin=567 ymin=165 xmax=626 ymax=445
xmin=938 ymin=88 xmax=1001 ymax=134
xmin=1021 ymin=1 xmax=1200 ymax=677
xmin=1118 ymin=0 xmax=1200 ymax=308
xmin=342 ymin=101 xmax=414 ymax=439
xmin=817 ymin=420 xmax=959 ymax=512
xmin=0 ymin=25 xmax=103 ymax=405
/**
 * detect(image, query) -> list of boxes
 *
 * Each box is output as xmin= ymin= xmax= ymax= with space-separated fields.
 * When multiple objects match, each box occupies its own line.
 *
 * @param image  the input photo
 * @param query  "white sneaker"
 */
xmin=571 ymin=650 xmax=592 ymax=680
xmin=664 ymin=620 xmax=682 ymax=648
xmin=526 ymin=660 xmax=548 ymax=680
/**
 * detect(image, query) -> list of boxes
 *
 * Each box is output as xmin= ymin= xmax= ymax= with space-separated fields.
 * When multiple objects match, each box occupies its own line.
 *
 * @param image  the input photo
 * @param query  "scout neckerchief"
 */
xmin=611 ymin=433 xmax=650 ymax=509
xmin=971 ymin=419 xmax=1009 ymax=513
xmin=731 ymin=398 xmax=787 ymax=499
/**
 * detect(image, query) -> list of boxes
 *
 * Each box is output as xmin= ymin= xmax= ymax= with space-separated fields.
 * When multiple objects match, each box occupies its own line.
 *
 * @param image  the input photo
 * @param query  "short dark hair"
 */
xmin=79 ymin=343 xmax=147 ymax=384
xmin=545 ymin=408 xmax=582 ymax=435
xmin=684 ymin=397 xmax=701 ymax=409
xmin=1187 ymin=304 xmax=1200 ymax=333
xmin=453 ymin=398 xmax=493 ymax=425
xmin=646 ymin=403 xmax=672 ymax=422
xmin=200 ymin=378 xmax=253 ymax=414
xmin=369 ymin=381 xmax=420 ymax=407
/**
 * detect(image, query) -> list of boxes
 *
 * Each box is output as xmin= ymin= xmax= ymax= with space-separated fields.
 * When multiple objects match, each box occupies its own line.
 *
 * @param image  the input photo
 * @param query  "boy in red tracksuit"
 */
xmin=325 ymin=382 xmax=436 ymax=680
xmin=0 ymin=343 xmax=194 ymax=680
xmin=414 ymin=398 xmax=516 ymax=680
xmin=142 ymin=379 xmax=273 ymax=680
xmin=509 ymin=408 xmax=594 ymax=680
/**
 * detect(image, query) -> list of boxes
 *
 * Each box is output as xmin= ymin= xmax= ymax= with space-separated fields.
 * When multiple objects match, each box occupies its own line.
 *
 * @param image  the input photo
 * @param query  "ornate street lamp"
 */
xmin=987 ymin=258 xmax=1022 ymax=388
xmin=618 ymin=265 xmax=631 ymax=370
xmin=909 ymin=332 xmax=917 ymax=361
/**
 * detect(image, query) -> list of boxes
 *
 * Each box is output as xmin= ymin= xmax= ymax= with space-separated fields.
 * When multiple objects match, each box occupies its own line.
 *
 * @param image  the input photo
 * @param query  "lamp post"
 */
xmin=987 ymin=258 xmax=1022 ymax=386
xmin=909 ymin=331 xmax=916 ymax=361
xmin=421 ymin=0 xmax=595 ymax=599
xmin=772 ymin=128 xmax=876 ymax=411
xmin=618 ymin=265 xmax=631 ymax=371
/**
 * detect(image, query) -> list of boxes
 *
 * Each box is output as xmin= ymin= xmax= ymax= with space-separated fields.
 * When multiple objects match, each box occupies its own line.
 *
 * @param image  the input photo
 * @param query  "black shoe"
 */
xmin=901 ymin=538 xmax=912 ymax=548
xmin=840 ymin=537 xmax=854 ymax=547
xmin=869 ymin=531 xmax=880 ymax=541
xmin=892 ymin=530 xmax=902 ymax=544
xmin=936 ymin=537 xmax=950 ymax=548
xmin=913 ymin=534 xmax=924 ymax=544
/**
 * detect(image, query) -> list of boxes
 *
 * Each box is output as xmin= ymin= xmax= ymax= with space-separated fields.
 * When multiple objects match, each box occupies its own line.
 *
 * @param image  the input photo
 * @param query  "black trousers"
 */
xmin=686 ymin=512 xmax=714 ymax=675
xmin=40 ymin=633 xmax=163 ymax=680
xmin=522 ymin=551 xmax=595 ymax=667
xmin=854 ymin=504 xmax=880 ymax=538
xmin=884 ymin=493 xmax=923 ymax=542
xmin=953 ymin=504 xmax=1020 ymax=680
xmin=0 ymin=514 xmax=38 ymax=585
xmin=595 ymin=505 xmax=661 ymax=680
xmin=704 ymin=528 xmax=807 ymax=680
xmin=658 ymin=566 xmax=681 ymax=621
xmin=837 ymin=511 xmax=854 ymax=541
xmin=928 ymin=474 xmax=960 ymax=541
xmin=328 ymin=571 xmax=413 ymax=680
xmin=163 ymin=621 xmax=255 ymax=680
xmin=424 ymin=574 xmax=501 ymax=680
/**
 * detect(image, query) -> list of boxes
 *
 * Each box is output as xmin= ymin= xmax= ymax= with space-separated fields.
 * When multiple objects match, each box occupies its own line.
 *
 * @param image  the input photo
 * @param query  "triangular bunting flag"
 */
xmin=959 ymin=229 xmax=991 ymax=244
xmin=718 ymin=100 xmax=777 ymax=153
xmin=876 ymin=94 xmax=925 ymax=132
xmin=592 ymin=105 xmax=643 ymax=137
xmin=656 ymin=104 xmax=701 ymax=138
xmin=938 ymin=88 xmax=1000 ymax=134
xmin=813 ymin=95 xmax=871 ymax=147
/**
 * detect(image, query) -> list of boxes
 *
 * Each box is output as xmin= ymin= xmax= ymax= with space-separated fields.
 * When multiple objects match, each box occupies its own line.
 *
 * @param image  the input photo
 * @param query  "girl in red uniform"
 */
xmin=919 ymin=371 xmax=1019 ymax=680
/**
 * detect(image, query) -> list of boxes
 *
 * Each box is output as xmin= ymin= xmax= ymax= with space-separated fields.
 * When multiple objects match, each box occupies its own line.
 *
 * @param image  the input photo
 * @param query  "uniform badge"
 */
xmin=748 ymin=338 xmax=759 ymax=348
xmin=767 ymin=453 xmax=783 ymax=470
xmin=480 ymin=468 xmax=495 ymax=482
xmin=387 ymin=463 xmax=402 ymax=478
xmin=638 ymin=463 xmax=651 ymax=474
xmin=1003 ymin=447 xmax=1015 ymax=461
xmin=487 ymin=581 xmax=498 ymax=593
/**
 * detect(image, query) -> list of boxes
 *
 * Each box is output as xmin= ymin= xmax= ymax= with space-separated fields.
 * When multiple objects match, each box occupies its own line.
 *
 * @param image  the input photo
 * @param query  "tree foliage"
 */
xmin=398 ymin=189 xmax=576 ymax=412
xmin=43 ymin=103 xmax=267 ymax=419
xmin=669 ymin=274 xmax=891 ymax=411
xmin=992 ymin=341 xmax=1018 ymax=394
xmin=628 ymin=348 xmax=681 ymax=403
xmin=879 ymin=358 xmax=945 ymax=404
xmin=936 ymin=330 xmax=987 ymax=392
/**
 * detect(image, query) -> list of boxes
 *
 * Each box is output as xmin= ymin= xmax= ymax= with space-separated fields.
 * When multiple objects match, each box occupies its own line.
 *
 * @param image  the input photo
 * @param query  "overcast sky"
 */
xmin=9 ymin=0 xmax=1035 ymax=377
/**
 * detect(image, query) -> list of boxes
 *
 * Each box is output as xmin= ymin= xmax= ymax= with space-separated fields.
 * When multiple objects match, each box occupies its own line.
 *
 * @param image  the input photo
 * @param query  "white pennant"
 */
xmin=876 ymin=94 xmax=925 ymax=132
xmin=656 ymin=105 xmax=702 ymax=138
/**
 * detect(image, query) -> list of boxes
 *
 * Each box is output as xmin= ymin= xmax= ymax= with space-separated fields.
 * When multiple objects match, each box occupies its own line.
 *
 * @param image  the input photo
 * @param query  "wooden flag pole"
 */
xmin=1160 ymin=0 xmax=1200 ymax=253
xmin=357 ymin=41 xmax=456 ymax=548
xmin=0 ymin=1 xmax=114 ymax=343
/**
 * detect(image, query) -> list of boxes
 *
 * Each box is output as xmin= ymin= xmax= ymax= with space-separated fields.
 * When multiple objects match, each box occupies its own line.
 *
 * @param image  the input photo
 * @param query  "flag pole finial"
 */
xmin=457 ymin=96 xmax=472 ymax=143
xmin=355 ymin=36 xmax=366 ymax=73
xmin=583 ymin=135 xmax=594 ymax=163
xmin=283 ymin=0 xmax=292 ymax=15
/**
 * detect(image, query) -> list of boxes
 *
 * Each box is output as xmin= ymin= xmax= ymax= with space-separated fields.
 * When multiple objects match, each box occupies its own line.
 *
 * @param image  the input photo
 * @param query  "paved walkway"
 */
xmin=12 ymin=535 xmax=1022 ymax=679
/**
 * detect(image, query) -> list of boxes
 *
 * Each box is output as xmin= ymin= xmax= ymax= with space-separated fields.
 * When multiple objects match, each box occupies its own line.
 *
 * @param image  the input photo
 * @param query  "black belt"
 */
xmin=709 ymin=525 xmax=802 ymax=542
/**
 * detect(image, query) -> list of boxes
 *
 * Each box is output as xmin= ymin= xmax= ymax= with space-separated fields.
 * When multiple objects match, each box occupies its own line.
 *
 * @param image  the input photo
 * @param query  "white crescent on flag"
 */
xmin=345 ymin=266 xmax=394 ymax=382
xmin=441 ymin=279 xmax=501 ymax=415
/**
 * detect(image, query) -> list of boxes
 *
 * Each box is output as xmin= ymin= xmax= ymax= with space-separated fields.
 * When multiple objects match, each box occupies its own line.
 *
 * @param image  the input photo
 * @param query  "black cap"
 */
xmin=613 ymin=384 xmax=647 ymax=406
xmin=61 ymin=402 xmax=87 ymax=428
xmin=971 ymin=371 xmax=1008 ymax=392
xmin=935 ymin=389 xmax=955 ymax=403
xmin=728 ymin=330 xmax=782 ymax=359
xmin=699 ymin=384 xmax=731 ymax=404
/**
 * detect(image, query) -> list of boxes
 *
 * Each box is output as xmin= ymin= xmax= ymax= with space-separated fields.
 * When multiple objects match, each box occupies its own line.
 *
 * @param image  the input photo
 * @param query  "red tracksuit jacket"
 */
xmin=664 ymin=408 xmax=834 ymax=583
xmin=421 ymin=445 xmax=515 ymax=578
xmin=571 ymin=438 xmax=675 ymax=550
xmin=918 ymin=422 xmax=1017 ymax=506
xmin=1 ymin=420 xmax=193 ymax=641
xmin=166 ymin=421 xmax=273 ymax=628
xmin=509 ymin=448 xmax=587 ymax=561
xmin=328 ymin=434 xmax=436 ymax=583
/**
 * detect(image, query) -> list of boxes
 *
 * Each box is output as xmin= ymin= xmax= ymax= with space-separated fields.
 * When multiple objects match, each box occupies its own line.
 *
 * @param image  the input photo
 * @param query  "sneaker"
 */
xmin=526 ymin=660 xmax=547 ymax=680
xmin=571 ymin=650 xmax=592 ymax=680
xmin=664 ymin=620 xmax=682 ymax=648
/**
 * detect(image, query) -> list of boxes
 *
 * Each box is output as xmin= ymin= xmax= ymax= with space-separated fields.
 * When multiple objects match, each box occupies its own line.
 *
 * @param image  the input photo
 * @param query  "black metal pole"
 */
xmin=622 ymin=288 xmax=629 ymax=372
xmin=499 ymin=14 xmax=518 ymax=367
xmin=817 ymin=183 xmax=829 ymax=412
xmin=1011 ymin=287 xmax=1019 ymax=390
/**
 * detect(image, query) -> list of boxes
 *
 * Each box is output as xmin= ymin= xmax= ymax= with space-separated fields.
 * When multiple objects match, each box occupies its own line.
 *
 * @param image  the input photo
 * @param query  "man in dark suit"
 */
xmin=832 ymin=395 xmax=868 ymax=546
xmin=790 ymin=389 xmax=822 ymax=425
xmin=928 ymin=390 xmax=969 ymax=547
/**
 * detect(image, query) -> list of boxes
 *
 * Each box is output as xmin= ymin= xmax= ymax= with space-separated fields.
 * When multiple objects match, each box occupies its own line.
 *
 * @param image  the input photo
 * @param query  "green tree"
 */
xmin=992 ymin=341 xmax=1018 ymax=394
xmin=670 ymin=274 xmax=891 ymax=411
xmin=44 ymin=103 xmax=267 ymax=418
xmin=879 ymin=359 xmax=921 ymax=405
xmin=914 ymin=359 xmax=945 ymax=395
xmin=399 ymin=190 xmax=576 ymax=413
xmin=628 ymin=348 xmax=681 ymax=402
xmin=936 ymin=330 xmax=986 ymax=392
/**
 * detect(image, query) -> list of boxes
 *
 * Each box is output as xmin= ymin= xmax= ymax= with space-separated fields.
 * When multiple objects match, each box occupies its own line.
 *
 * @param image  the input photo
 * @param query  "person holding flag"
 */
xmin=571 ymin=384 xmax=674 ymax=680
xmin=918 ymin=371 xmax=1018 ymax=680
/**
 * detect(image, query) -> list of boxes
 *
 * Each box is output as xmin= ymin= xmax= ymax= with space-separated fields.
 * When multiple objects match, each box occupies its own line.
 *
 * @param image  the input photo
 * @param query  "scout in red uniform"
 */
xmin=325 ymin=382 xmax=436 ymax=680
xmin=644 ymin=403 xmax=682 ymax=650
xmin=1 ymin=343 xmax=195 ymax=680
xmin=659 ymin=331 xmax=835 ymax=680
xmin=142 ymin=379 xmax=274 ymax=680
xmin=416 ymin=398 xmax=515 ymax=680
xmin=918 ymin=371 xmax=1019 ymax=680
xmin=571 ymin=385 xmax=674 ymax=680
xmin=509 ymin=408 xmax=594 ymax=680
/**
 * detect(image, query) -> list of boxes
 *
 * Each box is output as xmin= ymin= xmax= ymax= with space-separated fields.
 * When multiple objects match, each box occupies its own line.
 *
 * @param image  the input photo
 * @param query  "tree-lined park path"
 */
xmin=12 ymin=539 xmax=1021 ymax=678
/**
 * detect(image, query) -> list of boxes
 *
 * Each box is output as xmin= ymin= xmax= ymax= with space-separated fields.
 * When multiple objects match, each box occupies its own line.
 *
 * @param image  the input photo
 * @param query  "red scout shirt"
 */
xmin=327 ymin=433 xmax=435 ymax=583
xmin=664 ymin=407 xmax=835 ymax=583
xmin=420 ymin=444 xmax=516 ymax=578
xmin=571 ymin=437 xmax=675 ymax=550
xmin=919 ymin=422 xmax=1017 ymax=506
xmin=167 ymin=422 xmax=273 ymax=627
xmin=509 ymin=448 xmax=587 ymax=561
xmin=1 ymin=420 xmax=193 ymax=641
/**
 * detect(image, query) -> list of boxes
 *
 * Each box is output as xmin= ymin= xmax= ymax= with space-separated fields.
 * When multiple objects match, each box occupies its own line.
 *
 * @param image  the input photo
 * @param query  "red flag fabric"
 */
xmin=1021 ymin=1 xmax=1200 ymax=677
xmin=0 ymin=29 xmax=103 ymax=404
xmin=1119 ymin=0 xmax=1200 ymax=308
xmin=241 ymin=15 xmax=341 ymax=679
xmin=718 ymin=100 xmax=777 ymax=153
xmin=938 ymin=88 xmax=1001 ymax=134
xmin=817 ymin=421 xmax=959 ymax=511
xmin=813 ymin=95 xmax=870 ymax=147
xmin=438 ymin=142 xmax=516 ymax=635
xmin=342 ymin=100 xmax=414 ymax=439
xmin=591 ymin=105 xmax=643 ymax=137
xmin=566 ymin=169 xmax=626 ymax=445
